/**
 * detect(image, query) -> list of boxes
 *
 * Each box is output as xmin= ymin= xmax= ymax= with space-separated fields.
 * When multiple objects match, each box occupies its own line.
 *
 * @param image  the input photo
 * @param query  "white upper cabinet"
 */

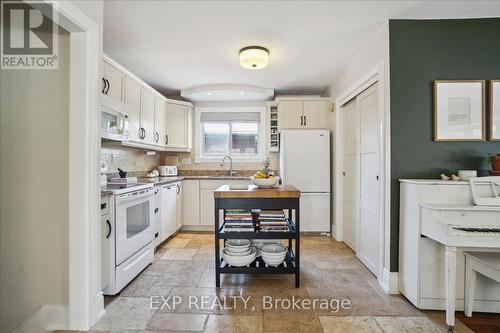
xmin=154 ymin=97 xmax=166 ymax=147
xmin=102 ymin=60 xmax=125 ymax=104
xmin=277 ymin=97 xmax=329 ymax=130
xmin=165 ymin=102 xmax=193 ymax=151
xmin=102 ymin=55 xmax=193 ymax=151
xmin=278 ymin=101 xmax=303 ymax=129
xmin=302 ymin=101 xmax=328 ymax=129
xmin=141 ymin=89 xmax=155 ymax=145
xmin=124 ymin=76 xmax=142 ymax=142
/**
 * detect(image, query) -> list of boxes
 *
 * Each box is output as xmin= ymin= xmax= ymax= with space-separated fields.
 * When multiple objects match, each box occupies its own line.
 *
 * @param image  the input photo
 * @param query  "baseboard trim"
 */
xmin=95 ymin=291 xmax=106 ymax=322
xmin=380 ymin=268 xmax=400 ymax=294
xmin=180 ymin=225 xmax=213 ymax=232
xmin=13 ymin=304 xmax=68 ymax=333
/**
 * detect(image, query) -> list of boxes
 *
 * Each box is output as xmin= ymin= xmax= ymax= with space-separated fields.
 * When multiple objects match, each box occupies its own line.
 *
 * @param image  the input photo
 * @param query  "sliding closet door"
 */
xmin=358 ymin=83 xmax=380 ymax=276
xmin=342 ymin=98 xmax=359 ymax=251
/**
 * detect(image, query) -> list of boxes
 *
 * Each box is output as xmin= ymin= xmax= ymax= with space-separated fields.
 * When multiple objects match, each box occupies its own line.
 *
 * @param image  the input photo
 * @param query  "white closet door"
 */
xmin=358 ymin=84 xmax=380 ymax=276
xmin=342 ymin=98 xmax=359 ymax=251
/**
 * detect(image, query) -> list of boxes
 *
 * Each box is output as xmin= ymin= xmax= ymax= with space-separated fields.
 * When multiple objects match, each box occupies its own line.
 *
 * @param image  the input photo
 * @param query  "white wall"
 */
xmin=0 ymin=1 xmax=103 ymax=332
xmin=327 ymin=22 xmax=390 ymax=270
xmin=0 ymin=29 xmax=70 ymax=333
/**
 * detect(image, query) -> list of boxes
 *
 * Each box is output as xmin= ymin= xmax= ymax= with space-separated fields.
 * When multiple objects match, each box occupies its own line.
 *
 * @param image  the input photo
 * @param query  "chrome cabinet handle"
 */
xmin=165 ymin=134 xmax=169 ymax=145
xmin=304 ymin=115 xmax=306 ymax=126
xmin=300 ymin=115 xmax=303 ymax=126
xmin=102 ymin=78 xmax=106 ymax=94
xmin=155 ymin=132 xmax=159 ymax=143
xmin=106 ymin=219 xmax=112 ymax=239
xmin=176 ymin=184 xmax=180 ymax=195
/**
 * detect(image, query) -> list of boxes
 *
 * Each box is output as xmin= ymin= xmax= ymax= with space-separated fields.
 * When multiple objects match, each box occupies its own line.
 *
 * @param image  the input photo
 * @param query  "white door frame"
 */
xmin=333 ymin=60 xmax=394 ymax=292
xmin=43 ymin=1 xmax=102 ymax=330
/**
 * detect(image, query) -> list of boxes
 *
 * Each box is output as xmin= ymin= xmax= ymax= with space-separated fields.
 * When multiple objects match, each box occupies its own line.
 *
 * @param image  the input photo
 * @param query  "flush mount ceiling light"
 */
xmin=239 ymin=46 xmax=269 ymax=70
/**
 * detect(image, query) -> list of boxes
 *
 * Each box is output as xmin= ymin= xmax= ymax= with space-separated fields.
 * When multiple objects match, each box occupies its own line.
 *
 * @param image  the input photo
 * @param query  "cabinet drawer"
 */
xmin=100 ymin=195 xmax=109 ymax=216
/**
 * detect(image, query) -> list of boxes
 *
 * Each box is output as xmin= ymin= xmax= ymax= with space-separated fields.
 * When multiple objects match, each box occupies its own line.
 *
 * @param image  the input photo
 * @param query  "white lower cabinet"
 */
xmin=175 ymin=182 xmax=182 ymax=231
xmin=153 ymin=186 xmax=161 ymax=247
xmin=182 ymin=180 xmax=200 ymax=226
xmin=199 ymin=180 xmax=251 ymax=226
xmin=160 ymin=183 xmax=177 ymax=243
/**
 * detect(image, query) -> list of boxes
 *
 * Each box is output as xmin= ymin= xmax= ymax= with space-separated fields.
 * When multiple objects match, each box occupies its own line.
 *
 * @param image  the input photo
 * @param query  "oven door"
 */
xmin=115 ymin=188 xmax=154 ymax=265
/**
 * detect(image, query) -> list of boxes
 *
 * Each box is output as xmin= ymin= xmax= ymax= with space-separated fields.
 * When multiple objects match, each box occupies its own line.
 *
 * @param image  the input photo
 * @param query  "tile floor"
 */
xmin=87 ymin=232 xmax=475 ymax=333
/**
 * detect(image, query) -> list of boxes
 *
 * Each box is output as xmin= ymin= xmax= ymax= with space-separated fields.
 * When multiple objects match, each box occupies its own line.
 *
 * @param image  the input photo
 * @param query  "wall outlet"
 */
xmin=181 ymin=157 xmax=192 ymax=165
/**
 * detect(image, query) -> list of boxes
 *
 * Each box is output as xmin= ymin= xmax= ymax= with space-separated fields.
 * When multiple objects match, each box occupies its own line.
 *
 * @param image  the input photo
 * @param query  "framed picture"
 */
xmin=433 ymin=80 xmax=486 ymax=141
xmin=491 ymin=80 xmax=500 ymax=141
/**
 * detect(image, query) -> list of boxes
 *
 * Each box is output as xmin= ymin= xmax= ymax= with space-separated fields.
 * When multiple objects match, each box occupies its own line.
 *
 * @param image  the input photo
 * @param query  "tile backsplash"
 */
xmin=165 ymin=152 xmax=278 ymax=171
xmin=101 ymin=141 xmax=160 ymax=174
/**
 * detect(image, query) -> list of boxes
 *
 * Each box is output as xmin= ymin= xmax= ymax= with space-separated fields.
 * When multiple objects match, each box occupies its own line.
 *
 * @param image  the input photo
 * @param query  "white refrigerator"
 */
xmin=279 ymin=130 xmax=331 ymax=232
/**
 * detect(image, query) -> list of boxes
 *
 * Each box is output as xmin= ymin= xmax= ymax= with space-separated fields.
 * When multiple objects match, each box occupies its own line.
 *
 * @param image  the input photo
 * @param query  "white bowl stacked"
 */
xmin=223 ymin=239 xmax=256 ymax=267
xmin=261 ymin=244 xmax=287 ymax=267
xmin=251 ymin=239 xmax=283 ymax=256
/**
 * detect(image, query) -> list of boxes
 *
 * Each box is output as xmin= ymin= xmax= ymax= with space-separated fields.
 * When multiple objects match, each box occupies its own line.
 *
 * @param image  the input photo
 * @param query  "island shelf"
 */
xmin=214 ymin=184 xmax=301 ymax=288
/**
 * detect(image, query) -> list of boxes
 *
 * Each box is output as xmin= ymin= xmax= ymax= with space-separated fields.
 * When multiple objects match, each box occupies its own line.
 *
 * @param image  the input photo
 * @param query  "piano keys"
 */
xmin=420 ymin=203 xmax=500 ymax=329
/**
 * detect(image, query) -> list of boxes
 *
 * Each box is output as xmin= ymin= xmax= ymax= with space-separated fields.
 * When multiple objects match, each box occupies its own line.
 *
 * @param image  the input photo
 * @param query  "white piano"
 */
xmin=420 ymin=203 xmax=500 ymax=329
xmin=399 ymin=179 xmax=500 ymax=330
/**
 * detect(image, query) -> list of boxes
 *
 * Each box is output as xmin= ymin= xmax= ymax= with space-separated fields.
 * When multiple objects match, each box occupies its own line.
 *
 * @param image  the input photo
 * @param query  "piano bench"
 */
xmin=464 ymin=251 xmax=500 ymax=317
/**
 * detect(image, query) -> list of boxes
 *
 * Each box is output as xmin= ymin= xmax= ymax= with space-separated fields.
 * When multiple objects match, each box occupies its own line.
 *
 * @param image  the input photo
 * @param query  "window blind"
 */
xmin=200 ymin=112 xmax=260 ymax=122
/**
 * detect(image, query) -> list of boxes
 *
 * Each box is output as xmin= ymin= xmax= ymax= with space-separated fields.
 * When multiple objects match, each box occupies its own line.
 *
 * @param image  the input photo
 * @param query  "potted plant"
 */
xmin=488 ymin=153 xmax=500 ymax=174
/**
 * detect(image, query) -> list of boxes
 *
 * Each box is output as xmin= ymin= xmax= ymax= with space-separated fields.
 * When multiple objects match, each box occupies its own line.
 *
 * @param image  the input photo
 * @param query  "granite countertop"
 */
xmin=101 ymin=170 xmax=271 ymax=193
xmin=182 ymin=175 xmax=251 ymax=180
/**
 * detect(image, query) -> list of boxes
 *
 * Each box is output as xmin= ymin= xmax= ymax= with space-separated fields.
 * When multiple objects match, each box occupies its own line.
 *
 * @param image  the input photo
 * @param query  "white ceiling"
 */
xmin=103 ymin=1 xmax=500 ymax=96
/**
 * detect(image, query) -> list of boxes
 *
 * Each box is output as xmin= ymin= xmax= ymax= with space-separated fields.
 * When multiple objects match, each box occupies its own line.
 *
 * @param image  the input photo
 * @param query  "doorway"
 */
xmin=340 ymin=83 xmax=381 ymax=277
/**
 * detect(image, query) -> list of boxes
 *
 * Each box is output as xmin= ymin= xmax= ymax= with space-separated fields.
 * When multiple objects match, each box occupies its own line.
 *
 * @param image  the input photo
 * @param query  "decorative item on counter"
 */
xmin=251 ymin=158 xmax=280 ymax=188
xmin=458 ymin=170 xmax=477 ymax=181
xmin=451 ymin=174 xmax=461 ymax=181
xmin=146 ymin=169 xmax=159 ymax=178
xmin=488 ymin=153 xmax=500 ymax=176
xmin=441 ymin=174 xmax=451 ymax=181
xmin=117 ymin=167 xmax=127 ymax=178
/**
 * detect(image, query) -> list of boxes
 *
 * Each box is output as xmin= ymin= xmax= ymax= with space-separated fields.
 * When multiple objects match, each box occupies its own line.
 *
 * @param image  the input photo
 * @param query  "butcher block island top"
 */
xmin=213 ymin=184 xmax=301 ymax=198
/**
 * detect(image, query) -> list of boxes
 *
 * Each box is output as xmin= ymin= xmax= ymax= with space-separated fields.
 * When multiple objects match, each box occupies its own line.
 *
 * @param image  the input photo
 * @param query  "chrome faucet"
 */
xmin=220 ymin=155 xmax=236 ymax=176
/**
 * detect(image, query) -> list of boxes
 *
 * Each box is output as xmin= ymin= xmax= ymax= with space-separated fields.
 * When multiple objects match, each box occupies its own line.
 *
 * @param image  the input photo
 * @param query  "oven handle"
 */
xmin=106 ymin=219 xmax=112 ymax=239
xmin=116 ymin=189 xmax=153 ymax=204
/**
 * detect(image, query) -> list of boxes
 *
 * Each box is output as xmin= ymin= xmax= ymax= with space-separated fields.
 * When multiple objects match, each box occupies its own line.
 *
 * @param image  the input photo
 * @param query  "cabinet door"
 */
xmin=187 ymin=106 xmax=193 ymax=150
xmin=175 ymin=183 xmax=182 ymax=230
xmin=182 ymin=180 xmax=200 ymax=226
xmin=199 ymin=188 xmax=215 ymax=226
xmin=278 ymin=101 xmax=303 ymax=129
xmin=165 ymin=103 xmax=188 ymax=148
xmin=141 ymin=89 xmax=155 ymax=144
xmin=303 ymin=101 xmax=327 ymax=129
xmin=199 ymin=180 xmax=251 ymax=226
xmin=101 ymin=214 xmax=111 ymax=290
xmin=124 ymin=76 xmax=142 ymax=142
xmin=103 ymin=61 xmax=124 ymax=103
xmin=154 ymin=97 xmax=166 ymax=146
xmin=161 ymin=184 xmax=177 ymax=241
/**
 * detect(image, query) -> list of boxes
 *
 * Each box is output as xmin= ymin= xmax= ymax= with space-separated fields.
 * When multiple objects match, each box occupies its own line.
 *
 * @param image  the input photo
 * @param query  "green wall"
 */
xmin=389 ymin=19 xmax=500 ymax=272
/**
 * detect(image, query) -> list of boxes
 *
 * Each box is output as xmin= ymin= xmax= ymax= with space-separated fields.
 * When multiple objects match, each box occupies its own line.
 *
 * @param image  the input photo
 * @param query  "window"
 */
xmin=198 ymin=109 xmax=264 ymax=161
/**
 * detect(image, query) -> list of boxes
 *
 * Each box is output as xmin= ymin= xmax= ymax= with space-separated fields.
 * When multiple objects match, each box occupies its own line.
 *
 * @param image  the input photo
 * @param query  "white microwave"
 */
xmin=101 ymin=104 xmax=129 ymax=142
